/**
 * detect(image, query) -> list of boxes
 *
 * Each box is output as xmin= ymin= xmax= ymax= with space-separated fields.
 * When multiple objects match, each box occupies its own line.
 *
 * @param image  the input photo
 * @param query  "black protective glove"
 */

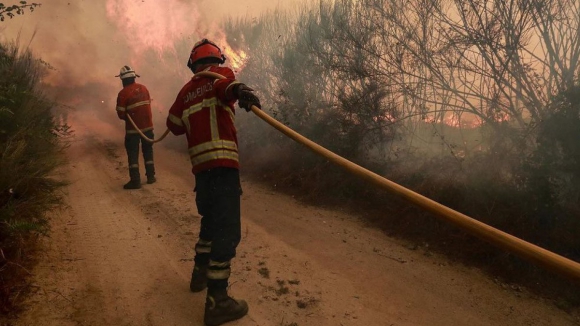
xmin=234 ymin=83 xmax=261 ymax=112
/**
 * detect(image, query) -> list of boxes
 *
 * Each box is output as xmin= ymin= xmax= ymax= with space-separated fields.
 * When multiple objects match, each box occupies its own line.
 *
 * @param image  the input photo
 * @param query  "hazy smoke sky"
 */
xmin=0 ymin=0 xmax=306 ymax=133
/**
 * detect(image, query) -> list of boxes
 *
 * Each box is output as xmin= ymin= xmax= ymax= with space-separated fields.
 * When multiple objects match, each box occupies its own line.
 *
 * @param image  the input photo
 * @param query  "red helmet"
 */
xmin=187 ymin=38 xmax=226 ymax=70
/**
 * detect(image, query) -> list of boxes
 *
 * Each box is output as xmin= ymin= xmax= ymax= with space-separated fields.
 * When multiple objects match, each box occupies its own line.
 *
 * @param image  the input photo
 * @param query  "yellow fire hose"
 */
xmin=125 ymin=115 xmax=170 ymax=143
xmin=251 ymin=103 xmax=580 ymax=283
xmin=139 ymin=70 xmax=580 ymax=282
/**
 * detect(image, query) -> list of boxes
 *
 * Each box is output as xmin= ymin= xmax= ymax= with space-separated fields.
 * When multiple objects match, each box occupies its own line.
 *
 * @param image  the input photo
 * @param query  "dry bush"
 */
xmin=226 ymin=1 xmax=580 ymax=307
xmin=0 ymin=42 xmax=69 ymax=317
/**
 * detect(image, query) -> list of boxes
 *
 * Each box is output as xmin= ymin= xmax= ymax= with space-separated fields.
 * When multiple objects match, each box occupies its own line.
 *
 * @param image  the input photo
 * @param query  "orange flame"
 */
xmin=224 ymin=48 xmax=248 ymax=72
xmin=423 ymin=113 xmax=511 ymax=128
xmin=105 ymin=1 xmax=248 ymax=73
xmin=205 ymin=28 xmax=249 ymax=73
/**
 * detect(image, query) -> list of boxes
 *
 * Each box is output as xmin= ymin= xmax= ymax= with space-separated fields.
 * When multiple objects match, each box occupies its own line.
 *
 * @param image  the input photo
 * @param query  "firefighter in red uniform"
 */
xmin=115 ymin=66 xmax=156 ymax=189
xmin=166 ymin=39 xmax=260 ymax=326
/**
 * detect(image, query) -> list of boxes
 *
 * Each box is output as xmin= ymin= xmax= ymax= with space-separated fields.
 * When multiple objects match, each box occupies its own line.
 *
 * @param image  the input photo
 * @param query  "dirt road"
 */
xmin=15 ymin=127 xmax=579 ymax=326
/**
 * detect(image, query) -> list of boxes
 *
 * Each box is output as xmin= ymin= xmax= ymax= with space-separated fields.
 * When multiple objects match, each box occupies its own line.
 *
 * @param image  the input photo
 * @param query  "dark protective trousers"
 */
xmin=193 ymin=167 xmax=242 ymax=291
xmin=124 ymin=130 xmax=155 ymax=181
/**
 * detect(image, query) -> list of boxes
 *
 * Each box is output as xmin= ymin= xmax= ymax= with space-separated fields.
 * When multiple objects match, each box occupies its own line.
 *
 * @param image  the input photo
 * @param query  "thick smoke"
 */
xmin=0 ymin=0 xmax=304 ymax=141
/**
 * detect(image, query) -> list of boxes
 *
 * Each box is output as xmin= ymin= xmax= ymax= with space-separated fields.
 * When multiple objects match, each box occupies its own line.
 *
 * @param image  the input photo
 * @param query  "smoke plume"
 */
xmin=0 ymin=0 xmax=302 ymax=138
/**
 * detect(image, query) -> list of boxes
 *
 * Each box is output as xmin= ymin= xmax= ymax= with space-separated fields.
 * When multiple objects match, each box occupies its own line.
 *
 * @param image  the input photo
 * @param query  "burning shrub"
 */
xmin=226 ymin=0 xmax=580 ymax=306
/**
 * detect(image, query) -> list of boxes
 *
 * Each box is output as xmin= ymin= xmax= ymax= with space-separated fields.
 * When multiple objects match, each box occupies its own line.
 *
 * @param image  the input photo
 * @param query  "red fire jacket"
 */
xmin=166 ymin=65 xmax=242 ymax=175
xmin=116 ymin=82 xmax=154 ymax=134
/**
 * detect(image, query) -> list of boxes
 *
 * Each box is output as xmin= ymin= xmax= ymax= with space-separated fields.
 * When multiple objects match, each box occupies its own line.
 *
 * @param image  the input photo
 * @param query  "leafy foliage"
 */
xmin=0 ymin=2 xmax=41 ymax=22
xmin=0 ymin=41 xmax=69 ymax=316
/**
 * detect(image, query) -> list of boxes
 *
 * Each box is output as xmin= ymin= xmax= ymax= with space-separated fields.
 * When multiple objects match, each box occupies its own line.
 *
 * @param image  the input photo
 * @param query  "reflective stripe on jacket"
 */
xmin=166 ymin=66 xmax=240 ymax=174
xmin=116 ymin=82 xmax=154 ymax=134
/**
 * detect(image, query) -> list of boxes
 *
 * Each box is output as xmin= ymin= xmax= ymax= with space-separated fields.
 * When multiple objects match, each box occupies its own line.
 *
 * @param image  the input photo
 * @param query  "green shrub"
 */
xmin=0 ymin=42 xmax=69 ymax=316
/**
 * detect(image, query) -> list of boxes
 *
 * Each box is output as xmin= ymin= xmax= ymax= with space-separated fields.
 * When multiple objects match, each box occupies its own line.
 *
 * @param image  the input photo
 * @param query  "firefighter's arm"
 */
xmin=213 ymin=67 xmax=239 ymax=101
xmin=213 ymin=67 xmax=261 ymax=112
xmin=116 ymin=94 xmax=126 ymax=120
xmin=166 ymin=96 xmax=186 ymax=136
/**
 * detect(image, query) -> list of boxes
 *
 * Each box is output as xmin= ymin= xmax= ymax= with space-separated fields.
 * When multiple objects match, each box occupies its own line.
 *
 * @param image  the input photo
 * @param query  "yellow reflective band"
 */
xmin=198 ymin=239 xmax=212 ymax=246
xmin=184 ymin=116 xmax=191 ymax=134
xmin=190 ymin=150 xmax=239 ymax=166
xmin=196 ymin=246 xmax=211 ymax=254
xmin=182 ymin=98 xmax=219 ymax=134
xmin=145 ymin=161 xmax=154 ymax=165
xmin=225 ymin=81 xmax=242 ymax=95
xmin=127 ymin=100 xmax=151 ymax=110
xmin=224 ymin=105 xmax=235 ymax=122
xmin=207 ymin=259 xmax=231 ymax=279
xmin=210 ymin=107 xmax=218 ymax=140
xmin=168 ymin=113 xmax=183 ymax=126
xmin=116 ymin=106 xmax=126 ymax=112
xmin=207 ymin=268 xmax=231 ymax=280
xmin=182 ymin=98 xmax=218 ymax=117
xmin=188 ymin=140 xmax=238 ymax=157
xmin=129 ymin=164 xmax=139 ymax=168
xmin=209 ymin=260 xmax=230 ymax=268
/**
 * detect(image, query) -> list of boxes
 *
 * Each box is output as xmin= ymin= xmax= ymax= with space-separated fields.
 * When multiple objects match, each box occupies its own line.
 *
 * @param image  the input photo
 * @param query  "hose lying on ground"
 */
xmin=194 ymin=70 xmax=580 ymax=283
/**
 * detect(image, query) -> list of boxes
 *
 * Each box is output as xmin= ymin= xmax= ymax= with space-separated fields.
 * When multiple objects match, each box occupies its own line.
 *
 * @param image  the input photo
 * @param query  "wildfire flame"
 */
xmin=423 ymin=113 xmax=510 ymax=129
xmin=224 ymin=48 xmax=248 ymax=72
xmin=105 ymin=0 xmax=248 ymax=73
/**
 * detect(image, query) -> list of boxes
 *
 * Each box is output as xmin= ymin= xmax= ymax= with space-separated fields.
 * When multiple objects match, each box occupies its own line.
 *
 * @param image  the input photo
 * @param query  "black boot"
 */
xmin=123 ymin=167 xmax=141 ymax=189
xmin=146 ymin=164 xmax=156 ymax=184
xmin=204 ymin=289 xmax=248 ymax=326
xmin=190 ymin=264 xmax=208 ymax=292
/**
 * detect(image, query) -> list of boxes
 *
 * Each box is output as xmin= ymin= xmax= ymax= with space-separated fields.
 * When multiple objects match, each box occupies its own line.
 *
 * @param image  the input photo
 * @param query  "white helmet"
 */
xmin=115 ymin=65 xmax=140 ymax=79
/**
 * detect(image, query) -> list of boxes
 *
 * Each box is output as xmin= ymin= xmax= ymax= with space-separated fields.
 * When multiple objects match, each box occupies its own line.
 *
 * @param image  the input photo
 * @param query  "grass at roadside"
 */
xmin=0 ymin=42 xmax=70 ymax=318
